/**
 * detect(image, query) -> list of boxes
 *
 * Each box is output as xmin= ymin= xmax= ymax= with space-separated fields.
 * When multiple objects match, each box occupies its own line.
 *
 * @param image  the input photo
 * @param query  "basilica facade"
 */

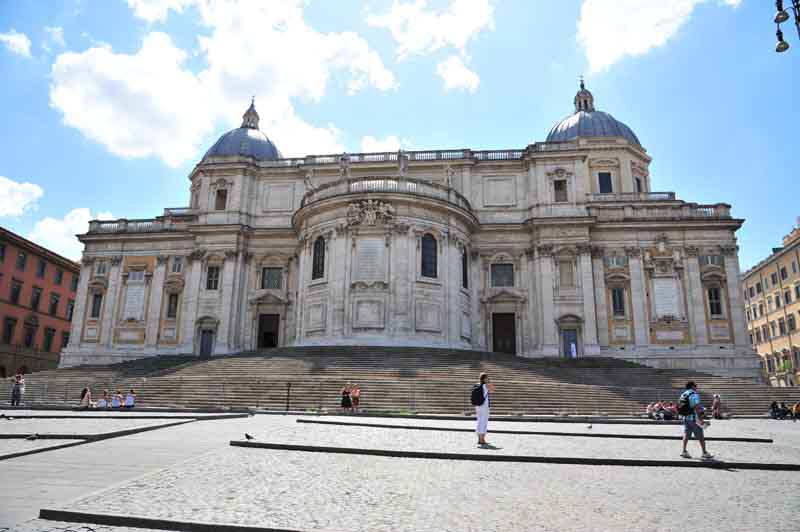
xmin=61 ymin=83 xmax=760 ymax=379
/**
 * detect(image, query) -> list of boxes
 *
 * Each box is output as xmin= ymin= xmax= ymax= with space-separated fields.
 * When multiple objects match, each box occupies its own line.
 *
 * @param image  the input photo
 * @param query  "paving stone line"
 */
xmin=230 ymin=440 xmax=800 ymax=471
xmin=295 ymin=418 xmax=775 ymax=443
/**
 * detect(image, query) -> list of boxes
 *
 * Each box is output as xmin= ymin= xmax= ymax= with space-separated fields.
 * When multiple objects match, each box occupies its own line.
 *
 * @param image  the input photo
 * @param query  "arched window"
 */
xmin=312 ymin=237 xmax=325 ymax=280
xmin=421 ymin=234 xmax=437 ymax=278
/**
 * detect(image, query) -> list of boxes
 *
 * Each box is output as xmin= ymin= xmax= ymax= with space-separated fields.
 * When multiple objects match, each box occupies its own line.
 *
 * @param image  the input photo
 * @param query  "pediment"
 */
xmin=250 ymin=293 xmax=289 ymax=306
xmin=482 ymin=289 xmax=526 ymax=303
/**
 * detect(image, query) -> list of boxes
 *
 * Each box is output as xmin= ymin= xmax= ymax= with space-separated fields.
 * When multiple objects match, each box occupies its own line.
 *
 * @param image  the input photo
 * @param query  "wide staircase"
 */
xmin=14 ymin=347 xmax=800 ymax=416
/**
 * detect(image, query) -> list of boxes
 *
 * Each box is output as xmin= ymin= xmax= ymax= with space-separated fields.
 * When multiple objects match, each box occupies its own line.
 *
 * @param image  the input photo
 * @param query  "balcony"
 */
xmin=300 ymin=176 xmax=472 ymax=212
xmin=587 ymin=200 xmax=732 ymax=222
xmin=586 ymin=192 xmax=676 ymax=202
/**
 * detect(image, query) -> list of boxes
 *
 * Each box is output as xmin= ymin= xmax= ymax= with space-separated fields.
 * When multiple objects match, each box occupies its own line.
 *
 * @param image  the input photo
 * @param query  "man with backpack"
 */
xmin=678 ymin=381 xmax=713 ymax=460
xmin=471 ymin=373 xmax=494 ymax=446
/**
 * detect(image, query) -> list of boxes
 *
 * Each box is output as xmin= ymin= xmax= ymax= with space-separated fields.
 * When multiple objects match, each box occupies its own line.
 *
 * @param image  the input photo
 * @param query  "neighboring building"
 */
xmin=61 ymin=83 xmax=760 ymax=379
xmin=742 ymin=222 xmax=800 ymax=386
xmin=0 ymin=227 xmax=80 ymax=376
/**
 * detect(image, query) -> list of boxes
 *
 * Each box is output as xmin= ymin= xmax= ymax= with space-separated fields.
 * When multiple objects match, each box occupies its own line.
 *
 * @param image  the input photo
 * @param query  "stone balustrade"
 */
xmin=88 ymin=218 xmax=165 ymax=234
xmin=300 ymin=176 xmax=473 ymax=212
xmin=587 ymin=202 xmax=732 ymax=222
xmin=586 ymin=192 xmax=676 ymax=202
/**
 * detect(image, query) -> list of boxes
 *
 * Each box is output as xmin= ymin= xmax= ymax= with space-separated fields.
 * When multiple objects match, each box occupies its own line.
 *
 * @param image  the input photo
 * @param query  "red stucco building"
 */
xmin=0 ymin=227 xmax=80 ymax=377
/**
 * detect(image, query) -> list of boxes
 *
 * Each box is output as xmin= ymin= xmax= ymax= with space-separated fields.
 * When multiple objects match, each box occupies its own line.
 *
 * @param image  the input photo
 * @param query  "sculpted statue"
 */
xmin=444 ymin=164 xmax=455 ymax=187
xmin=304 ymin=168 xmax=316 ymax=191
xmin=397 ymin=150 xmax=409 ymax=177
xmin=338 ymin=152 xmax=351 ymax=178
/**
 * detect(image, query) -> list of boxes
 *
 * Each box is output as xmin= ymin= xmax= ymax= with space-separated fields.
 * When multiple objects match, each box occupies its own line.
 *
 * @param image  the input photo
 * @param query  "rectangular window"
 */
xmin=491 ymin=264 xmax=514 ymax=287
xmin=55 ymin=269 xmax=63 ymax=285
xmin=462 ymin=249 xmax=469 ymax=289
xmin=793 ymin=261 xmax=798 ymax=274
xmin=743 ymin=289 xmax=748 ymax=301
xmin=707 ymin=286 xmax=723 ymax=317
xmin=16 ymin=252 xmax=26 ymax=271
xmin=598 ymin=172 xmax=613 ymax=194
xmin=770 ymin=321 xmax=777 ymax=336
xmin=61 ymin=331 xmax=70 ymax=349
xmin=756 ymin=329 xmax=762 ymax=343
xmin=635 ymin=177 xmax=643 ymax=193
xmin=796 ymin=285 xmax=800 ymax=300
xmin=206 ymin=266 xmax=220 ymax=290
xmin=776 ymin=294 xmax=782 ymax=308
xmin=43 ymin=328 xmax=55 ymax=352
xmin=559 ymin=261 xmax=574 ymax=288
xmin=166 ymin=293 xmax=179 ymax=319
xmin=261 ymin=267 xmax=283 ymax=289
xmin=604 ymin=255 xmax=627 ymax=268
xmin=10 ymin=280 xmax=22 ymax=304
xmin=128 ymin=270 xmax=145 ymax=281
xmin=785 ymin=290 xmax=792 ymax=305
xmin=749 ymin=333 xmax=753 ymax=346
xmin=215 ymin=189 xmax=228 ymax=210
xmin=788 ymin=314 xmax=796 ymax=332
xmin=611 ymin=287 xmax=626 ymax=317
xmin=749 ymin=286 xmax=755 ymax=298
xmin=171 ymin=257 xmax=183 ymax=274
xmin=31 ymin=286 xmax=42 ymax=311
xmin=781 ymin=267 xmax=788 ymax=280
xmin=2 ymin=318 xmax=16 ymax=344
xmin=768 ymin=297 xmax=773 ymax=311
xmin=771 ymin=272 xmax=779 ymax=286
xmin=23 ymin=326 xmax=35 ymax=348
xmin=71 ymin=274 xmax=79 ymax=291
xmin=779 ymin=318 xmax=787 ymax=336
xmin=66 ymin=299 xmax=75 ymax=321
xmin=49 ymin=294 xmax=60 ymax=316
xmin=90 ymin=293 xmax=103 ymax=318
xmin=756 ymin=282 xmax=762 ymax=294
xmin=96 ymin=261 xmax=107 ymax=275
xmin=37 ymin=259 xmax=46 ymax=278
xmin=554 ymin=180 xmax=567 ymax=202
xmin=759 ymin=303 xmax=764 ymax=316
xmin=0 ymin=243 xmax=5 ymax=261
xmin=745 ymin=309 xmax=751 ymax=322
xmin=762 ymin=324 xmax=770 ymax=339
xmin=700 ymin=255 xmax=724 ymax=267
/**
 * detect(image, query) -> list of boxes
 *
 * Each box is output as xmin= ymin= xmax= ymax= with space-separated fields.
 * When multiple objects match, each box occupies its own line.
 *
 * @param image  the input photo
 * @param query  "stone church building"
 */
xmin=61 ymin=83 xmax=760 ymax=379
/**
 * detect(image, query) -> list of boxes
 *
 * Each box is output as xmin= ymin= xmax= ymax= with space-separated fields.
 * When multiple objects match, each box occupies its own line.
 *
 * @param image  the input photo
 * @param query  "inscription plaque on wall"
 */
xmin=355 ymin=239 xmax=385 ymax=281
xmin=652 ymin=278 xmax=679 ymax=317
xmin=710 ymin=324 xmax=730 ymax=340
xmin=656 ymin=330 xmax=684 ymax=341
xmin=123 ymin=282 xmax=146 ymax=321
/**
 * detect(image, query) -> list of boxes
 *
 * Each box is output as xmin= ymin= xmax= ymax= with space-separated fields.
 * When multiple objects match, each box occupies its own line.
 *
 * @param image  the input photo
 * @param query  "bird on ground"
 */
xmin=245 ymin=433 xmax=255 ymax=441
xmin=587 ymin=424 xmax=592 ymax=429
xmin=26 ymin=433 xmax=38 ymax=441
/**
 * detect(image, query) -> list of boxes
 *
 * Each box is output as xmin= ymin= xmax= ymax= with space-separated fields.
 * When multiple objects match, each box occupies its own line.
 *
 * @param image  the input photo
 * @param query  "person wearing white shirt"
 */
xmin=475 ymin=373 xmax=495 ymax=446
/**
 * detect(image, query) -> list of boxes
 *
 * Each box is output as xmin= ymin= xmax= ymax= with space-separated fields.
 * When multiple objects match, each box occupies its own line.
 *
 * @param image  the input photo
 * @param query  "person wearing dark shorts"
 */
xmin=679 ymin=381 xmax=713 ymax=460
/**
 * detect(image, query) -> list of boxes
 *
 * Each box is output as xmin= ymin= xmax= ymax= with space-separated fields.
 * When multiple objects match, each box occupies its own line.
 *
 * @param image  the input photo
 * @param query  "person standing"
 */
xmin=340 ymin=383 xmax=352 ymax=413
xmin=711 ymin=394 xmax=722 ymax=420
xmin=475 ymin=373 xmax=494 ymax=446
xmin=679 ymin=381 xmax=713 ymax=460
xmin=350 ymin=384 xmax=360 ymax=413
xmin=10 ymin=374 xmax=24 ymax=406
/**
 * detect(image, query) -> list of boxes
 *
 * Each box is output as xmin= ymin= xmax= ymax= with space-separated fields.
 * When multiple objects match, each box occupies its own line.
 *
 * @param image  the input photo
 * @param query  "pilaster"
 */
xmin=591 ymin=248 xmax=609 ymax=347
xmin=69 ymin=260 xmax=93 ymax=347
xmin=578 ymin=246 xmax=599 ymax=353
xmin=145 ymin=256 xmax=167 ymax=346
xmin=685 ymin=248 xmax=709 ymax=345
xmin=627 ymin=249 xmax=648 ymax=346
xmin=724 ymin=248 xmax=748 ymax=347
xmin=537 ymin=245 xmax=557 ymax=353
xmin=99 ymin=257 xmax=123 ymax=347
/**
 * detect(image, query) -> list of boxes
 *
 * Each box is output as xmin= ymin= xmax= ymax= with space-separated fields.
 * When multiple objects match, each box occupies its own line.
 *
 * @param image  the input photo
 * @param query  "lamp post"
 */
xmin=774 ymin=0 xmax=800 ymax=52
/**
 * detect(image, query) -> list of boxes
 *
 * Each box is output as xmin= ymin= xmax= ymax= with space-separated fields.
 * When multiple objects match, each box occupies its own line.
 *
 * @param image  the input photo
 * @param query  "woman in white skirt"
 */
xmin=476 ymin=372 xmax=494 ymax=446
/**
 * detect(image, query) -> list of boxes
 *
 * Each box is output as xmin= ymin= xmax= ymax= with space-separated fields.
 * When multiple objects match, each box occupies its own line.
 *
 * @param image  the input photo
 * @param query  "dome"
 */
xmin=203 ymin=100 xmax=282 ymax=161
xmin=545 ymin=82 xmax=640 ymax=146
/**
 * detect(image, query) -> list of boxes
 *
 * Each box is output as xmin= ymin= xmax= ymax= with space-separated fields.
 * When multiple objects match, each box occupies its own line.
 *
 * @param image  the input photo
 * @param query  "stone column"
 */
xmin=68 ymin=259 xmax=93 ymax=348
xmin=447 ymin=238 xmax=462 ymax=346
xmin=391 ymin=224 xmax=411 ymax=335
xmin=524 ymin=248 xmax=539 ymax=353
xmin=471 ymin=251 xmax=482 ymax=349
xmin=537 ymin=245 xmax=557 ymax=354
xmin=180 ymin=251 xmax=204 ymax=354
xmin=627 ymin=248 xmax=649 ymax=346
xmin=295 ymin=238 xmax=310 ymax=342
xmin=723 ymin=246 xmax=748 ymax=347
xmin=145 ymin=256 xmax=167 ymax=347
xmin=578 ymin=245 xmax=599 ymax=354
xmin=331 ymin=227 xmax=348 ymax=337
xmin=100 ymin=256 xmax=123 ymax=347
xmin=685 ymin=247 xmax=708 ymax=345
xmin=215 ymin=251 xmax=238 ymax=354
xmin=591 ymin=247 xmax=609 ymax=347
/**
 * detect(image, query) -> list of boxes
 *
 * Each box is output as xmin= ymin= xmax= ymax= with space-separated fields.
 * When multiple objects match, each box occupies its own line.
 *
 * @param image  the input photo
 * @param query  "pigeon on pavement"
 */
xmin=587 ymin=424 xmax=592 ymax=429
xmin=26 ymin=433 xmax=38 ymax=441
xmin=245 ymin=433 xmax=255 ymax=441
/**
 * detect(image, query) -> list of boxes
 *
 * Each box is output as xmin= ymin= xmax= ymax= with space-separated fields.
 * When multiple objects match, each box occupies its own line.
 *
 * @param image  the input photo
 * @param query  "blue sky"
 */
xmin=0 ymin=0 xmax=797 ymax=271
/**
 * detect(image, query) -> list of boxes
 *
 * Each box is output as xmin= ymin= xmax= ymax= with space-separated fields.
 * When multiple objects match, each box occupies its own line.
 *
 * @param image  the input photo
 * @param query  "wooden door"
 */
xmin=492 ymin=313 xmax=516 ymax=354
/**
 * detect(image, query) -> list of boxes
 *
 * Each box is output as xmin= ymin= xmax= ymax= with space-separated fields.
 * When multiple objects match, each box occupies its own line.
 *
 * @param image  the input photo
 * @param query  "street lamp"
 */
xmin=774 ymin=0 xmax=800 ymax=52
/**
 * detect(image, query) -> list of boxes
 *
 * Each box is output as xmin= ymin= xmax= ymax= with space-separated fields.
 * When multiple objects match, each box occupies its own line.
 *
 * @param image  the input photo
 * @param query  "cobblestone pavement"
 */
xmin=4 ymin=519 xmax=152 ymax=532
xmin=40 ymin=416 xmax=797 ymax=532
xmin=0 ymin=419 xmax=183 ymax=436
xmin=0 ymin=439 xmax=80 ymax=457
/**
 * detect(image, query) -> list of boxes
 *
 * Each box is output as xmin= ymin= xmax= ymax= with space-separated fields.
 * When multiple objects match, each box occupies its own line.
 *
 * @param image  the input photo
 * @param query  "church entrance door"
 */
xmin=492 ymin=313 xmax=516 ymax=354
xmin=561 ymin=329 xmax=579 ymax=358
xmin=257 ymin=314 xmax=280 ymax=349
xmin=199 ymin=330 xmax=214 ymax=357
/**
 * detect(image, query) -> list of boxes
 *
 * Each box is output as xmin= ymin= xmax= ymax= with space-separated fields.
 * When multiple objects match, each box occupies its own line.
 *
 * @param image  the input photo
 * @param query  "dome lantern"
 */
xmin=241 ymin=98 xmax=260 ymax=129
xmin=573 ymin=78 xmax=595 ymax=113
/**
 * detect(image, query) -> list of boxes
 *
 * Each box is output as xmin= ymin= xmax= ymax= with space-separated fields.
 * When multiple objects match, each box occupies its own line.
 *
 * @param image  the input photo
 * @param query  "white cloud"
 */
xmin=50 ymin=0 xmax=396 ymax=164
xmin=0 ymin=176 xmax=44 ymax=217
xmin=360 ymin=135 xmax=403 ymax=153
xmin=43 ymin=26 xmax=66 ymax=49
xmin=436 ymin=55 xmax=479 ymax=92
xmin=28 ymin=208 xmax=114 ymax=261
xmin=367 ymin=0 xmax=495 ymax=59
xmin=0 ymin=29 xmax=32 ymax=57
xmin=577 ymin=0 xmax=740 ymax=73
xmin=126 ymin=0 xmax=195 ymax=22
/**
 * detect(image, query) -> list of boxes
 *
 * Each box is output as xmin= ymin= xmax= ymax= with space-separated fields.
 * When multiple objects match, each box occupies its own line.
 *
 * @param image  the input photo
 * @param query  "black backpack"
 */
xmin=470 ymin=384 xmax=485 ymax=406
xmin=678 ymin=391 xmax=695 ymax=416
